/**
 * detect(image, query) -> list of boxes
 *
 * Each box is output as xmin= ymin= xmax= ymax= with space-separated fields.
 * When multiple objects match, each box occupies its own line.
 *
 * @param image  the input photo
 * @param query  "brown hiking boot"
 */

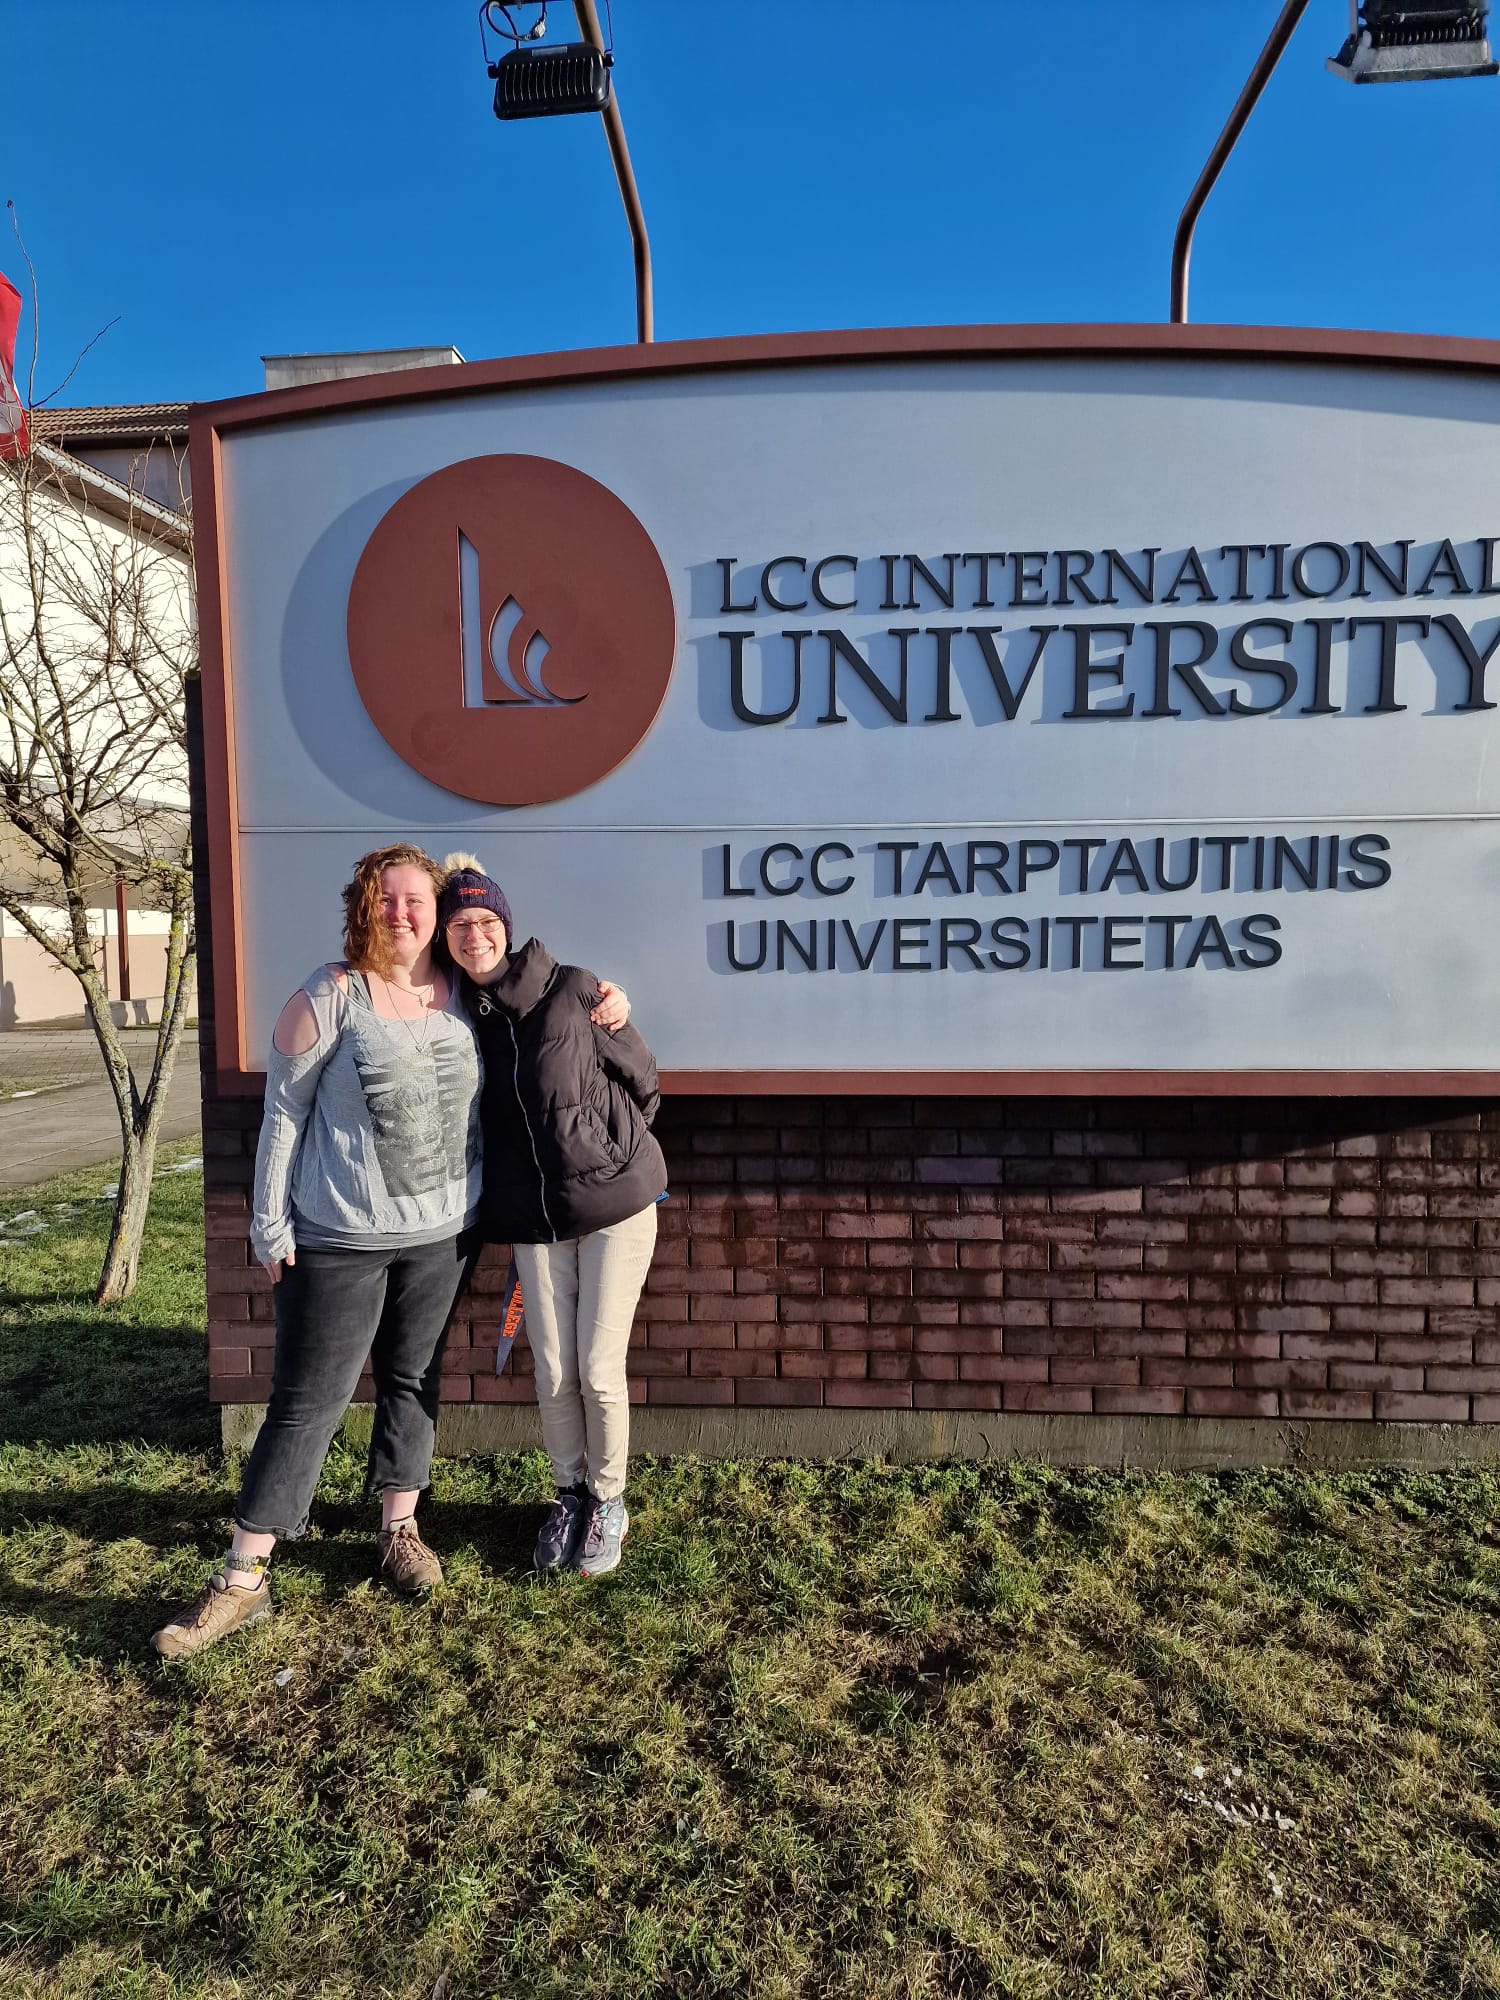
xmin=152 ymin=1573 xmax=272 ymax=1659
xmin=377 ymin=1517 xmax=442 ymax=1596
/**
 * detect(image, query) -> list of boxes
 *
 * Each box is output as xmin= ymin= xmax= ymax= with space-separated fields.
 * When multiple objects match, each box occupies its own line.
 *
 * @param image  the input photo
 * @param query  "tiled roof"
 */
xmin=28 ymin=403 xmax=191 ymax=442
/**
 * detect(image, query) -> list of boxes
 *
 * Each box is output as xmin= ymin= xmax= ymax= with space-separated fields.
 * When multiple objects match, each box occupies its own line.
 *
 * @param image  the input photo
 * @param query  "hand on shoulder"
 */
xmin=593 ymin=977 xmax=630 ymax=1033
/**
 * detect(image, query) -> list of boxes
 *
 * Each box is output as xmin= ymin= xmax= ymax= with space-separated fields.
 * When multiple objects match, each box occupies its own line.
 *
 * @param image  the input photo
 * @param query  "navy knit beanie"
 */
xmin=437 ymin=852 xmax=514 ymax=940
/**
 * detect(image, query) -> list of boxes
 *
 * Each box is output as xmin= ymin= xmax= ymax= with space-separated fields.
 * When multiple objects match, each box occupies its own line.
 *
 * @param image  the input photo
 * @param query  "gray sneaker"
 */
xmin=573 ymin=1495 xmax=629 ymax=1577
xmin=534 ymin=1487 xmax=588 ymax=1572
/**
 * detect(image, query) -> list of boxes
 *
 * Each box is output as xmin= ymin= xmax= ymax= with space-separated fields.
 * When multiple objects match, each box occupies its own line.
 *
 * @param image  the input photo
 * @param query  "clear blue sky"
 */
xmin=6 ymin=0 xmax=1499 ymax=408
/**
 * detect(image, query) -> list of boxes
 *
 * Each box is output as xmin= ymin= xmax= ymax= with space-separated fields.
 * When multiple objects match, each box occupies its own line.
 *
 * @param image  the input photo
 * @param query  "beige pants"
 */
xmin=513 ymin=1203 xmax=658 ymax=1502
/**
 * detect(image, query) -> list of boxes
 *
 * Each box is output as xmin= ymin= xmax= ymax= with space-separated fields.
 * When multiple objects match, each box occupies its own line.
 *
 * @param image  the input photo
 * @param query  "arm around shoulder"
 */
xmin=592 ymin=1017 xmax=661 ymax=1124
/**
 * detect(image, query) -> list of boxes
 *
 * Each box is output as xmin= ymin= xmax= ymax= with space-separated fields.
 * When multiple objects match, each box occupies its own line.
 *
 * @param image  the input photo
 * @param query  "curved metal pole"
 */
xmin=1170 ymin=0 xmax=1311 ymax=324
xmin=573 ymin=0 xmax=654 ymax=342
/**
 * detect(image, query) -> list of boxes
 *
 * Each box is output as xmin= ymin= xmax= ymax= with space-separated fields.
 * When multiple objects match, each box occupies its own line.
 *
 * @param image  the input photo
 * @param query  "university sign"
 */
xmin=192 ymin=326 xmax=1500 ymax=1091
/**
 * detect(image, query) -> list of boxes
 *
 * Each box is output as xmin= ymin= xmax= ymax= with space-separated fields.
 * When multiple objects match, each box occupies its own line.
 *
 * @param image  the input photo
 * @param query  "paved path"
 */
xmin=0 ymin=1031 xmax=202 ymax=1193
xmin=0 ymin=1027 xmax=196 ymax=1094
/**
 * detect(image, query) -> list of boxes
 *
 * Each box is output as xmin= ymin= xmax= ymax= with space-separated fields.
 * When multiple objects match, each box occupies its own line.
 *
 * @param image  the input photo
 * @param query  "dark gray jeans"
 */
xmin=235 ymin=1231 xmax=476 ymax=1539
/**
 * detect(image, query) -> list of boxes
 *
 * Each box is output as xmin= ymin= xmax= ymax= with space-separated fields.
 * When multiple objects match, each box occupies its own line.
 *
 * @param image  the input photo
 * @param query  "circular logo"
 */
xmin=346 ymin=454 xmax=676 ymax=805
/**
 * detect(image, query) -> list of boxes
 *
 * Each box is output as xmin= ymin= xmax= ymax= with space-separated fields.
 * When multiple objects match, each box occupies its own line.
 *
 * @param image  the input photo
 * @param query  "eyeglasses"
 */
xmin=446 ymin=916 xmax=506 ymax=939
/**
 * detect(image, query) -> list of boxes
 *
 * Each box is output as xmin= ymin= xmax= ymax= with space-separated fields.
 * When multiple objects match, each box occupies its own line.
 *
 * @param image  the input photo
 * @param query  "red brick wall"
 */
xmin=201 ymin=1087 xmax=1500 ymax=1424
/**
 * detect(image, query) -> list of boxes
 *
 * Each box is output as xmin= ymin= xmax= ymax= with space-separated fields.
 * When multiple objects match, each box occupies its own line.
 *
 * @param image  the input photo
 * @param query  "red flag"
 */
xmin=0 ymin=272 xmax=28 ymax=460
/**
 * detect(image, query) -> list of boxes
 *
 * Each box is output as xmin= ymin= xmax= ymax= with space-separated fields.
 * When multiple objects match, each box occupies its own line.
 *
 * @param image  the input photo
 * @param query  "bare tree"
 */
xmin=0 ymin=435 xmax=197 ymax=1299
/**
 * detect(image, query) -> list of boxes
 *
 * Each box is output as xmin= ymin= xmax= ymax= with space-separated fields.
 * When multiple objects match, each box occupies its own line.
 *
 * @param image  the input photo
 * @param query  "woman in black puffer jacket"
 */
xmin=439 ymin=854 xmax=666 ymax=1578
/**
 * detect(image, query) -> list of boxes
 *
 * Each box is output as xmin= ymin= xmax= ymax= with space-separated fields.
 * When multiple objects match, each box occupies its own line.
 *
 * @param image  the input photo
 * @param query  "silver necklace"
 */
xmin=380 ymin=971 xmax=438 ymax=1059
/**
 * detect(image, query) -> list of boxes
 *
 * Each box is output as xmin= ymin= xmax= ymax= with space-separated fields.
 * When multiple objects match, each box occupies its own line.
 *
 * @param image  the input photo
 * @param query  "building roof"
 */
xmin=11 ymin=442 xmax=193 ymax=552
xmin=262 ymin=348 xmax=463 ymax=390
xmin=28 ymin=403 xmax=191 ymax=444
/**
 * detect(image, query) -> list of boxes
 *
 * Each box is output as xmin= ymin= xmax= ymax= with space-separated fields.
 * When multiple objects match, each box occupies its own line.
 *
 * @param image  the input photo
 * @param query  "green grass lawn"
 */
xmin=2 ymin=1155 xmax=1499 ymax=1998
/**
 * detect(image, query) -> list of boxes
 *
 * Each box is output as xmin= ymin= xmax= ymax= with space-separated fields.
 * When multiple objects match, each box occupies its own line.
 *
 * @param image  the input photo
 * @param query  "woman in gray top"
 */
xmin=152 ymin=841 xmax=625 ymax=1658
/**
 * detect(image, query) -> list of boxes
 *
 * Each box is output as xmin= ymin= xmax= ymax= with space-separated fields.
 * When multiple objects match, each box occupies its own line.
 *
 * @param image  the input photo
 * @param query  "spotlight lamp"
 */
xmin=1327 ymin=1 xmax=1499 ymax=81
xmin=491 ymin=40 xmax=612 ymax=119
xmin=482 ymin=2 xmax=613 ymax=119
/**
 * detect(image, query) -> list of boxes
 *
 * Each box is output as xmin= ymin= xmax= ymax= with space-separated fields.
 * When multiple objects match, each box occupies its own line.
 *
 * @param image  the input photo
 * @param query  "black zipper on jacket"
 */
xmin=484 ymin=999 xmax=555 ymax=1243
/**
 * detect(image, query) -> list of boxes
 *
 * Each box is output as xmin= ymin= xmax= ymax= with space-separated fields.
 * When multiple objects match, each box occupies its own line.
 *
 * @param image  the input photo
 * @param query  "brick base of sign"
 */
xmin=202 ymin=1087 xmax=1500 ymax=1449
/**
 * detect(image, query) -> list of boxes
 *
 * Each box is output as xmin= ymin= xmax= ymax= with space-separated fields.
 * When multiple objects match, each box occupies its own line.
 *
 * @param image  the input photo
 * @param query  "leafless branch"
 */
xmin=6 ymin=201 xmax=40 ymax=409
xmin=33 ymin=314 xmax=123 ymax=409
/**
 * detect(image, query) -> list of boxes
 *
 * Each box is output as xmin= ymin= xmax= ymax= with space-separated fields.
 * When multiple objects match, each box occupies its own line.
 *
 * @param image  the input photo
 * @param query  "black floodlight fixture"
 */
xmin=482 ymin=2 xmax=613 ymax=119
xmin=492 ymin=40 xmax=612 ymax=117
xmin=1327 ymin=1 xmax=1498 ymax=81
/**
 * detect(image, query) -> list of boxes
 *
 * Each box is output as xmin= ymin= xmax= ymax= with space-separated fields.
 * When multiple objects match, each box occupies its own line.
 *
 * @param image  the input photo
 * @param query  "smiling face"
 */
xmin=379 ymin=864 xmax=439 ymax=966
xmin=445 ymin=910 xmax=509 ymax=984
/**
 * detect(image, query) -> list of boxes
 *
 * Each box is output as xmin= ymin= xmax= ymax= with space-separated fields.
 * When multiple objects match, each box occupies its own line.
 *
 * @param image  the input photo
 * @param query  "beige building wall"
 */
xmin=0 ymin=912 xmax=197 ymax=1028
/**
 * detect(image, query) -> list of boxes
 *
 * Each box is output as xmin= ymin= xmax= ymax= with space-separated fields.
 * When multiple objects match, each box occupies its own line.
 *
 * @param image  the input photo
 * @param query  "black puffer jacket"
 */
xmin=464 ymin=938 xmax=667 ymax=1244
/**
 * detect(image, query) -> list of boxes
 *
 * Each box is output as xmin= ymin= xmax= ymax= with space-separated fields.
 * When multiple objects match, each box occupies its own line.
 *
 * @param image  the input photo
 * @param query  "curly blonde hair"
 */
xmin=341 ymin=843 xmax=446 ymax=977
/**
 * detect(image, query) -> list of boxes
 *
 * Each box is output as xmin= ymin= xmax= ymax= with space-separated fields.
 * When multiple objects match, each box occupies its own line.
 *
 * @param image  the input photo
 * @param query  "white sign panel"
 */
xmin=199 ymin=336 xmax=1500 ymax=1083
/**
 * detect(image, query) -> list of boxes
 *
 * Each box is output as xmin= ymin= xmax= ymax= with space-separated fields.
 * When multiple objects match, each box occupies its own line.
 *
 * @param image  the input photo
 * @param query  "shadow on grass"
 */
xmin=0 ymin=1294 xmax=216 ymax=1451
xmin=0 ymin=1490 xmax=546 ymax=1662
xmin=0 ymin=1578 xmax=176 ymax=1662
xmin=0 ymin=1479 xmax=540 ymax=1562
xmin=0 ymin=1141 xmax=211 ymax=1451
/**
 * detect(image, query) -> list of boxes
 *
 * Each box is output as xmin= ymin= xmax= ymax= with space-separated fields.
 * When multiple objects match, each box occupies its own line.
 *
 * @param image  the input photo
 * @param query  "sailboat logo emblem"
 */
xmin=347 ymin=454 xmax=676 ymax=806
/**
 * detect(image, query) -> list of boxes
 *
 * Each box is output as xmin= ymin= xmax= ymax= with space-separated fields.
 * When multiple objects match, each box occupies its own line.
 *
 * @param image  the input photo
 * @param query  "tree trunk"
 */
xmin=96 ymin=1128 xmax=156 ymax=1302
xmin=86 ymin=887 xmax=196 ymax=1303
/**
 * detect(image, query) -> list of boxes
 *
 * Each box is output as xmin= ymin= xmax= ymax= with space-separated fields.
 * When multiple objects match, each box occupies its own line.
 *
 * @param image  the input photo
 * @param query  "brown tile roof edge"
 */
xmin=28 ymin=403 xmax=191 ymax=440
